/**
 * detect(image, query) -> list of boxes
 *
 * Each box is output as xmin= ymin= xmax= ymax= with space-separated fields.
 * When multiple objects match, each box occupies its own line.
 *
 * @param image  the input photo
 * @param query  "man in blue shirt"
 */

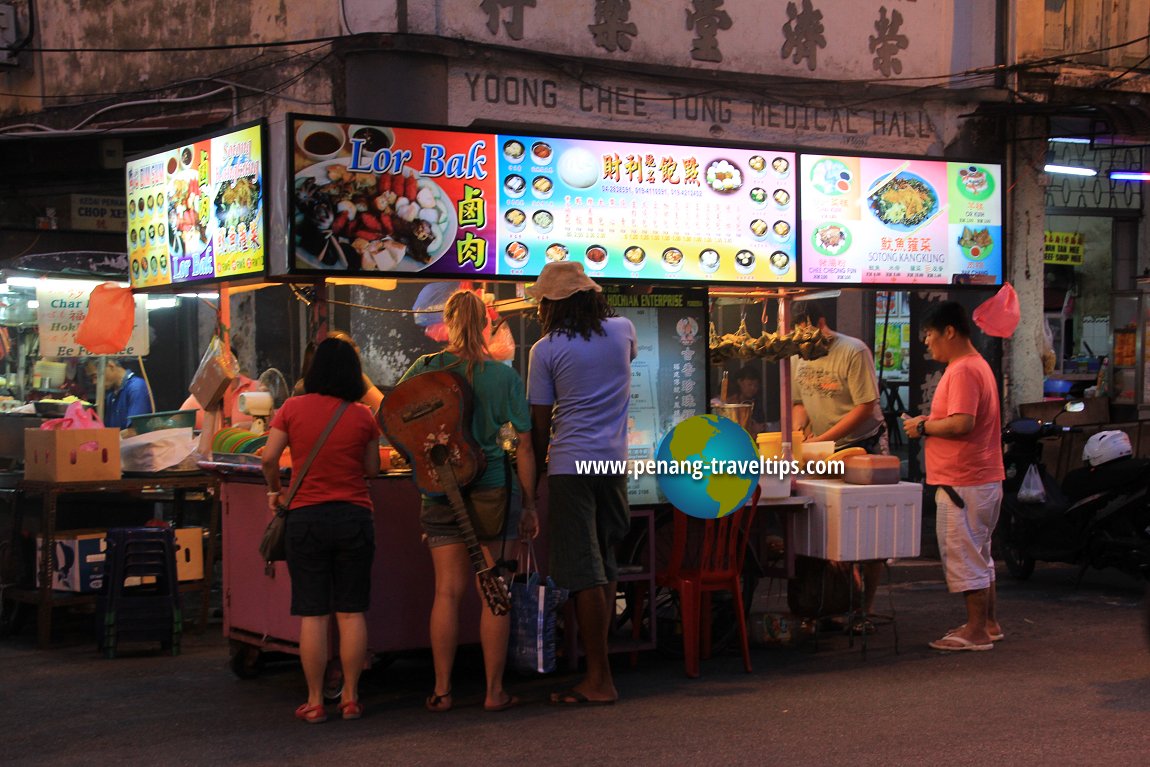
xmin=84 ymin=357 xmax=151 ymax=428
xmin=527 ymin=262 xmax=636 ymax=707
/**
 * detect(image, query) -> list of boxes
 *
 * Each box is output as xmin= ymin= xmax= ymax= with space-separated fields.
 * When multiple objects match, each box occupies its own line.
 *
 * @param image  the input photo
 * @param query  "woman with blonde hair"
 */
xmin=397 ymin=289 xmax=537 ymax=713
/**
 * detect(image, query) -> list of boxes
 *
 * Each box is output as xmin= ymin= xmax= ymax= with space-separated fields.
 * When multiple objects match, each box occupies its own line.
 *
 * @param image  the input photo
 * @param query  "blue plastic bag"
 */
xmin=507 ymin=544 xmax=568 ymax=674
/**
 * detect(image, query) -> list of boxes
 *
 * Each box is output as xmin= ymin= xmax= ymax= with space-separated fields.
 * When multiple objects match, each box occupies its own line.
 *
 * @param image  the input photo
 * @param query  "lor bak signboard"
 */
xmin=290 ymin=116 xmax=498 ymax=277
xmin=287 ymin=114 xmax=798 ymax=285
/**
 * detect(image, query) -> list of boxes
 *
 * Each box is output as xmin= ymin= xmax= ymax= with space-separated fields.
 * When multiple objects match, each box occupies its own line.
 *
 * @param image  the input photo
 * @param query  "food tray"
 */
xmin=211 ymin=452 xmax=263 ymax=466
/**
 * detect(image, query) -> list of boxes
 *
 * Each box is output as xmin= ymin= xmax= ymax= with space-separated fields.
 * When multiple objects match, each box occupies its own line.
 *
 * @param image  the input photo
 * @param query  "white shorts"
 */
xmin=934 ymin=482 xmax=1002 ymax=593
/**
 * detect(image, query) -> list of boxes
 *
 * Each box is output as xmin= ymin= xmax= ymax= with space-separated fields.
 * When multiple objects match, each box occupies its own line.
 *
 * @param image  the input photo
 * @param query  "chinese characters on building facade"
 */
xmin=480 ymin=0 xmax=911 ymax=76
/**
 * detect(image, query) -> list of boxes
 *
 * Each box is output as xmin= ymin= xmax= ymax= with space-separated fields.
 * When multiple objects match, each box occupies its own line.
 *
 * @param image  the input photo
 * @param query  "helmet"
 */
xmin=1082 ymin=430 xmax=1132 ymax=467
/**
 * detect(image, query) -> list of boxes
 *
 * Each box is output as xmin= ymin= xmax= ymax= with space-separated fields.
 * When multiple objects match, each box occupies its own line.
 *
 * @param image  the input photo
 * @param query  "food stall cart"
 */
xmin=211 ymin=115 xmax=1007 ymax=667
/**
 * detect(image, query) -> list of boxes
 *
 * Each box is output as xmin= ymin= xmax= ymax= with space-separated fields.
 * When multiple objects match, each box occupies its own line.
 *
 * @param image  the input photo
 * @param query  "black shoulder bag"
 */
xmin=259 ymin=401 xmax=352 ymax=573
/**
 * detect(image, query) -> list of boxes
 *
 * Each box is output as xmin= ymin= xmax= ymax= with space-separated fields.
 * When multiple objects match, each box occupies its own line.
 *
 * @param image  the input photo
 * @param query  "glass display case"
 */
xmin=1109 ymin=285 xmax=1150 ymax=416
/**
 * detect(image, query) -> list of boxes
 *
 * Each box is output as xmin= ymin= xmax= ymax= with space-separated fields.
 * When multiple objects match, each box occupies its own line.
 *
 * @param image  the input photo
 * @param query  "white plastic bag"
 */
xmin=120 ymin=427 xmax=197 ymax=473
xmin=1040 ymin=321 xmax=1057 ymax=376
xmin=1016 ymin=464 xmax=1047 ymax=504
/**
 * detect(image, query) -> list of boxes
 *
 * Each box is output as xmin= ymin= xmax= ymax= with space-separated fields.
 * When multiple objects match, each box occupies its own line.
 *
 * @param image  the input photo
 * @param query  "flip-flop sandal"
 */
xmin=548 ymin=689 xmax=616 ymax=707
xmin=929 ymin=635 xmax=994 ymax=652
xmin=295 ymin=703 xmax=328 ymax=724
xmin=425 ymin=690 xmax=453 ymax=713
xmin=484 ymin=695 xmax=522 ymax=713
xmin=339 ymin=700 xmax=364 ymax=720
xmin=946 ymin=624 xmax=1005 ymax=641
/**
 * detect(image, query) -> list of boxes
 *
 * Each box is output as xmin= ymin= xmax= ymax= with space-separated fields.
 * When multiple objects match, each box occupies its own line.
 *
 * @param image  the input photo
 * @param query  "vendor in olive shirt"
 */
xmin=84 ymin=357 xmax=151 ymax=428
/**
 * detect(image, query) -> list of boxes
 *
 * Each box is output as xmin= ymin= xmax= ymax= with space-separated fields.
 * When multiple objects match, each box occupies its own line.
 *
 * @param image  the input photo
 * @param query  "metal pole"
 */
xmin=95 ymin=356 xmax=107 ymax=425
xmin=778 ymin=294 xmax=793 ymax=463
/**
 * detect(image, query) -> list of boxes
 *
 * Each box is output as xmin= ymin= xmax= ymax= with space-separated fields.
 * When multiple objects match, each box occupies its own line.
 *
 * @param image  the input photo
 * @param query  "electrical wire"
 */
xmin=20 ymin=35 xmax=342 ymax=54
xmin=0 ymin=44 xmax=332 ymax=106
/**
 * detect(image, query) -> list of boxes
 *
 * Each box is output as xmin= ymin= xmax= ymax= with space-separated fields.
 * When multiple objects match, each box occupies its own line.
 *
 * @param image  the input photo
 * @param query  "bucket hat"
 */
xmin=525 ymin=261 xmax=602 ymax=301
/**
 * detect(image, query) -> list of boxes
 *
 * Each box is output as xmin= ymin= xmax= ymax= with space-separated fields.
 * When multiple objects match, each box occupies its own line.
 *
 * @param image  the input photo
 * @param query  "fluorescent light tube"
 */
xmin=1109 ymin=171 xmax=1150 ymax=181
xmin=1044 ymin=164 xmax=1097 ymax=177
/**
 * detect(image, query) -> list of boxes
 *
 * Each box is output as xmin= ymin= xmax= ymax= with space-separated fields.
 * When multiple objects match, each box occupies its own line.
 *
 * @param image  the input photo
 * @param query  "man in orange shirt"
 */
xmin=903 ymin=302 xmax=1005 ymax=652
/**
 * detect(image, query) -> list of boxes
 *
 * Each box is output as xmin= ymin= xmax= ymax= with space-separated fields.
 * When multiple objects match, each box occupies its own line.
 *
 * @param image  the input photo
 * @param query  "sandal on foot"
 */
xmin=295 ymin=703 xmax=328 ymax=724
xmin=946 ymin=624 xmax=1005 ymax=642
xmin=339 ymin=700 xmax=364 ymax=720
xmin=425 ymin=690 xmax=453 ymax=713
xmin=929 ymin=635 xmax=994 ymax=652
xmin=484 ymin=694 xmax=521 ymax=713
xmin=548 ymin=689 xmax=616 ymax=707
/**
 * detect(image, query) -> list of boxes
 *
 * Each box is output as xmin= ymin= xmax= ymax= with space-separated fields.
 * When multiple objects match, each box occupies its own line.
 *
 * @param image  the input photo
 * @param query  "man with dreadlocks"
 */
xmin=527 ymin=262 xmax=636 ymax=707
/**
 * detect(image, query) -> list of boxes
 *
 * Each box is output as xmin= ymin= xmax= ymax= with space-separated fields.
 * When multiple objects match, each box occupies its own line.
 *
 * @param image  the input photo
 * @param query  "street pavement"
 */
xmin=2 ymin=559 xmax=1147 ymax=766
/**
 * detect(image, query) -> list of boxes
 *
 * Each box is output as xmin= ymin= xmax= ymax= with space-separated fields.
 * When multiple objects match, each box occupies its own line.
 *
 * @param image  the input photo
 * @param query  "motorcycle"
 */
xmin=997 ymin=403 xmax=1150 ymax=584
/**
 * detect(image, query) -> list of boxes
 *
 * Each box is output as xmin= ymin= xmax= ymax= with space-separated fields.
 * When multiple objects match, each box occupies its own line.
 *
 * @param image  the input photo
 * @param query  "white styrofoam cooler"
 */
xmin=790 ymin=479 xmax=922 ymax=561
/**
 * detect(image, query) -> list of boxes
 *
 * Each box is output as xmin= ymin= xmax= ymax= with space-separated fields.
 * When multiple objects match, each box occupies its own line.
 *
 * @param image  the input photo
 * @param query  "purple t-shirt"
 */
xmin=528 ymin=316 xmax=637 ymax=475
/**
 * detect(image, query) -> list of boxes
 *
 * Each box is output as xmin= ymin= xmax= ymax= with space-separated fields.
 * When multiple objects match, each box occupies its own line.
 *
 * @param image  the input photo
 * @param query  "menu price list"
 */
xmin=799 ymin=155 xmax=1003 ymax=285
xmin=496 ymin=135 xmax=797 ymax=284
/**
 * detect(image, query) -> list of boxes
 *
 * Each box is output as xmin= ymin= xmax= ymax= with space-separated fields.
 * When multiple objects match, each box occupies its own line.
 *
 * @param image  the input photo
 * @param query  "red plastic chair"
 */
xmin=659 ymin=485 xmax=760 ymax=678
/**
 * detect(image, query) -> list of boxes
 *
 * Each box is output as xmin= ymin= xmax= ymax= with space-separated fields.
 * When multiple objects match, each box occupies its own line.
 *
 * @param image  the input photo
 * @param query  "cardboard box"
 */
xmin=791 ymin=479 xmax=922 ymax=561
xmin=35 ymin=529 xmax=107 ymax=593
xmin=175 ymin=527 xmax=204 ymax=582
xmin=24 ymin=428 xmax=121 ymax=482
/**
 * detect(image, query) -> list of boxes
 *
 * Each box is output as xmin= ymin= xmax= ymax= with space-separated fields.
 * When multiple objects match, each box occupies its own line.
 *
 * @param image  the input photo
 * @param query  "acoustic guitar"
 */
xmin=380 ymin=370 xmax=510 ymax=615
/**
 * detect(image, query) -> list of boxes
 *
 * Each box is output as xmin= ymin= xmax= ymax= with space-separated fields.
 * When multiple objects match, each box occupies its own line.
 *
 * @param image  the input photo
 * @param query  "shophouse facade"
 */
xmin=0 ymin=0 xmax=1147 ymax=416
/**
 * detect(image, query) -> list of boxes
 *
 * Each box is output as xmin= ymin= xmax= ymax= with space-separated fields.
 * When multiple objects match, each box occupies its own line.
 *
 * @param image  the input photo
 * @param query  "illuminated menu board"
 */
xmin=288 ymin=115 xmax=797 ymax=284
xmin=125 ymin=121 xmax=266 ymax=288
xmin=799 ymin=155 xmax=1002 ymax=285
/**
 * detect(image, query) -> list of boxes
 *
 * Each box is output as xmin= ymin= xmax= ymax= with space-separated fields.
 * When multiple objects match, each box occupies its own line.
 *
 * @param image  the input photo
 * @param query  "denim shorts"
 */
xmin=285 ymin=502 xmax=375 ymax=616
xmin=546 ymin=474 xmax=630 ymax=593
xmin=421 ymin=482 xmax=523 ymax=548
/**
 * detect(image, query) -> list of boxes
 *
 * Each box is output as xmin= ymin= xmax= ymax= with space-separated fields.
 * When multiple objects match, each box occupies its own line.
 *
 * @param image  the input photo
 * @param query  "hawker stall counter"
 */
xmin=219 ymin=474 xmax=550 ymax=659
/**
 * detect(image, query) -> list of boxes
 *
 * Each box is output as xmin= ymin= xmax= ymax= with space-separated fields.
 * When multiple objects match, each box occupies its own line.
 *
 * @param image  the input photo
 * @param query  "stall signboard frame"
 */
xmin=286 ymin=114 xmax=799 ymax=287
xmin=124 ymin=120 xmax=268 ymax=290
xmin=799 ymin=153 xmax=1003 ymax=286
xmin=285 ymin=115 xmax=1004 ymax=289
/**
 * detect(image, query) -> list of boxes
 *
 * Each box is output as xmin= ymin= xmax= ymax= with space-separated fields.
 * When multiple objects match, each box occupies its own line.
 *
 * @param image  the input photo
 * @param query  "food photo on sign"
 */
xmin=799 ymin=154 xmax=1003 ymax=286
xmin=125 ymin=121 xmax=267 ymax=289
xmin=289 ymin=117 xmax=480 ymax=276
xmin=495 ymin=135 xmax=796 ymax=284
xmin=287 ymin=116 xmax=800 ymax=286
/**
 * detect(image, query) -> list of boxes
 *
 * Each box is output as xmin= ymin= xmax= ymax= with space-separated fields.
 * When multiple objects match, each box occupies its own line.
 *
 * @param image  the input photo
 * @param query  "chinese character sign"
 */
xmin=289 ymin=115 xmax=797 ymax=284
xmin=800 ymin=154 xmax=1003 ymax=285
xmin=1043 ymin=231 xmax=1084 ymax=266
xmin=290 ymin=118 xmax=499 ymax=277
xmin=36 ymin=280 xmax=150 ymax=358
xmin=496 ymin=135 xmax=796 ymax=283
